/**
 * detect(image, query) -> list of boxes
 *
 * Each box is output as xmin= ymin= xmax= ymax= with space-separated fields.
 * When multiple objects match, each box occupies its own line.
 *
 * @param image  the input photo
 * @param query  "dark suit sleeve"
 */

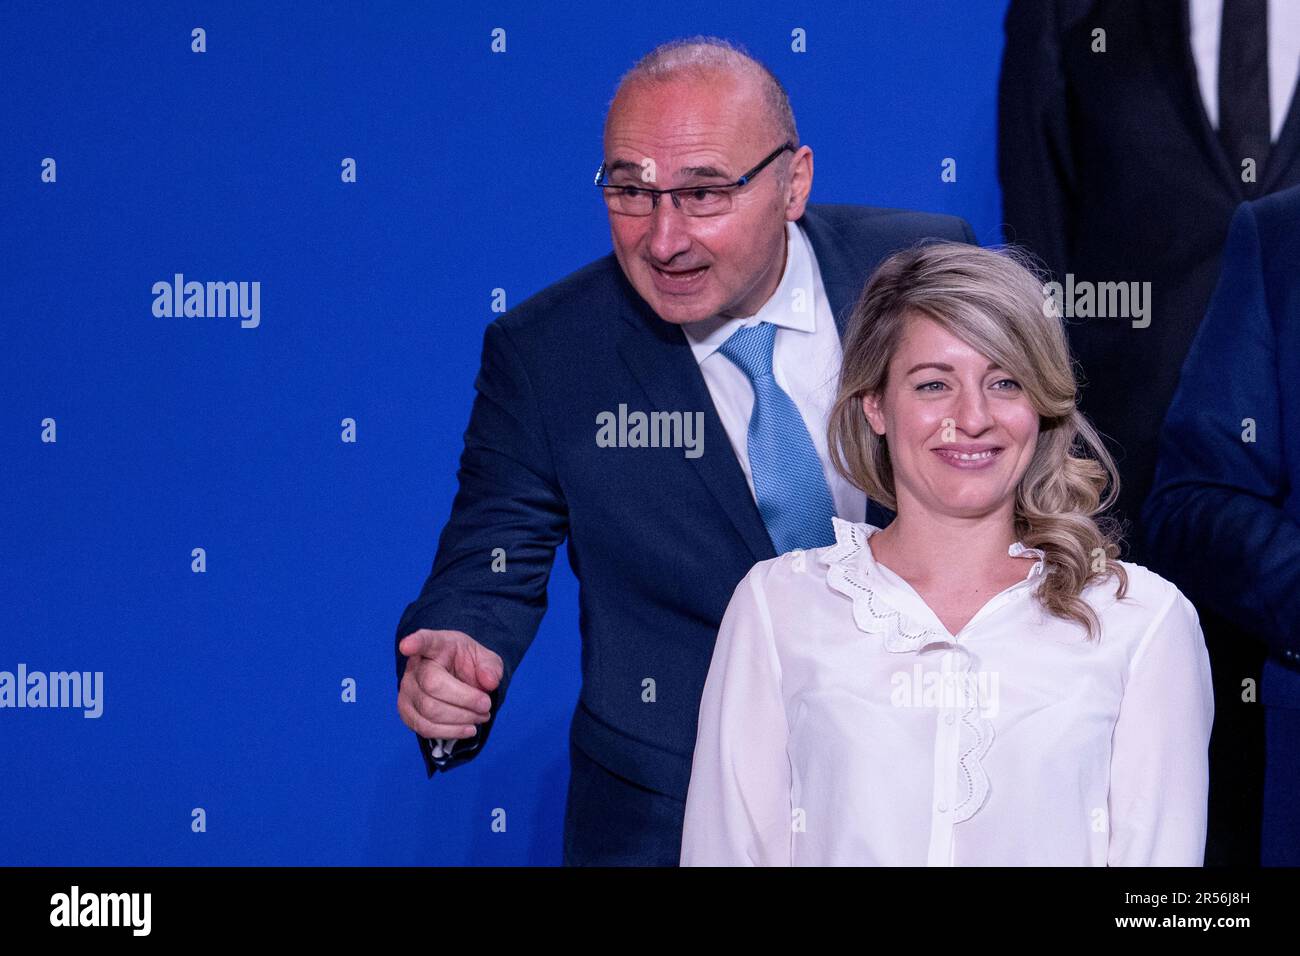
xmin=395 ymin=318 xmax=569 ymax=777
xmin=997 ymin=0 xmax=1077 ymax=278
xmin=1143 ymin=202 xmax=1300 ymax=661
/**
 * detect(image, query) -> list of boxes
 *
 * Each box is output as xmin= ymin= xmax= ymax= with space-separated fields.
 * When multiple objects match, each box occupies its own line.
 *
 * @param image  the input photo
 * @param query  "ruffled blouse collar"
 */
xmin=818 ymin=516 xmax=1047 ymax=652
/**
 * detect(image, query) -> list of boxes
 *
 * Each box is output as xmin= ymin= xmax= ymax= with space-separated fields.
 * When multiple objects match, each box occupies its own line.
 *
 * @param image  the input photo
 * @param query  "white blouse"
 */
xmin=680 ymin=517 xmax=1215 ymax=866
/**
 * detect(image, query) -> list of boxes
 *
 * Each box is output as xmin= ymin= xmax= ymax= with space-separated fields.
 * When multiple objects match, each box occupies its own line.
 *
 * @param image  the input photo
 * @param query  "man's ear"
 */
xmin=784 ymin=146 xmax=813 ymax=221
xmin=861 ymin=392 xmax=887 ymax=437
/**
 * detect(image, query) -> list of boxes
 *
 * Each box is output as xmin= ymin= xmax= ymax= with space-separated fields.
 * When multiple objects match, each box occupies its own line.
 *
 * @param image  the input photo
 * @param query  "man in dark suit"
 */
xmin=999 ymin=0 xmax=1300 ymax=865
xmin=999 ymin=0 xmax=1300 ymax=556
xmin=1144 ymin=183 xmax=1300 ymax=866
xmin=393 ymin=37 xmax=973 ymax=865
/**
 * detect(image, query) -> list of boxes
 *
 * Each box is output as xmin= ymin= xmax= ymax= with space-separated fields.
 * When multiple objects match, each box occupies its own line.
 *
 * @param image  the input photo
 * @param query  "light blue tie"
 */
xmin=717 ymin=320 xmax=837 ymax=553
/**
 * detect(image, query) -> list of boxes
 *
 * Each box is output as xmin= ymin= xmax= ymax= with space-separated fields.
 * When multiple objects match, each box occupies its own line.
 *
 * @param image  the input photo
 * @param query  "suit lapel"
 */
xmin=614 ymin=267 xmax=777 ymax=564
xmin=1262 ymin=71 xmax=1300 ymax=192
xmin=798 ymin=205 xmax=889 ymax=525
xmin=1145 ymin=0 xmax=1245 ymax=199
xmin=796 ymin=205 xmax=870 ymax=338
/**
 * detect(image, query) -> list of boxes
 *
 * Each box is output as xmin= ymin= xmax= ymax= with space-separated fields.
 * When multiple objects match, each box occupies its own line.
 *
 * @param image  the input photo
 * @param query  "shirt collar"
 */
xmin=859 ymin=523 xmax=1047 ymax=584
xmin=854 ymin=523 xmax=1049 ymax=637
xmin=681 ymin=220 xmax=817 ymax=365
xmin=820 ymin=520 xmax=1049 ymax=650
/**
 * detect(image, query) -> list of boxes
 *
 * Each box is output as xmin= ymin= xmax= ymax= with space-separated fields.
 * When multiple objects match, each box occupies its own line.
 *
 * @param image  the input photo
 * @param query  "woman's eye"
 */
xmin=992 ymin=378 xmax=1022 ymax=390
xmin=916 ymin=381 xmax=946 ymax=392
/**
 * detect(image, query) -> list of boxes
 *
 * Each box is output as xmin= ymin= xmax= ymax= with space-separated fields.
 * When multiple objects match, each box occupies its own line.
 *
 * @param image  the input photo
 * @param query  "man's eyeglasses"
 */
xmin=594 ymin=142 xmax=795 ymax=217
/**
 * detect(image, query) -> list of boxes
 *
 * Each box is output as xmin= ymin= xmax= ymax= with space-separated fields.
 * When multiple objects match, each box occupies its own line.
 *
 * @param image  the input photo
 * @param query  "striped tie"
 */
xmin=717 ymin=320 xmax=837 ymax=553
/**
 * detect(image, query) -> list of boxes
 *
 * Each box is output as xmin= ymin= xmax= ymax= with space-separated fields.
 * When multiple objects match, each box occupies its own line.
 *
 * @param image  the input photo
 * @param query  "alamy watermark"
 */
xmin=50 ymin=886 xmax=150 ymax=936
xmin=1043 ymin=274 xmax=1151 ymax=328
xmin=152 ymin=274 xmax=260 ymax=328
xmin=0 ymin=664 xmax=103 ymax=717
xmin=596 ymin=403 xmax=704 ymax=459
xmin=890 ymin=662 xmax=999 ymax=719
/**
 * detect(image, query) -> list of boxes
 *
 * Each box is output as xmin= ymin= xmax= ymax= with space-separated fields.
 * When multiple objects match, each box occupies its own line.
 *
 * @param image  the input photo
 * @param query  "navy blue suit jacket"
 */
xmin=394 ymin=203 xmax=974 ymax=808
xmin=1145 ymin=184 xmax=1300 ymax=710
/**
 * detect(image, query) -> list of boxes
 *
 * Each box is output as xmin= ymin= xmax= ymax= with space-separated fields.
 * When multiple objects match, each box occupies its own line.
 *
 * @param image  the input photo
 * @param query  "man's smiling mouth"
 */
xmin=653 ymin=264 xmax=708 ymax=277
xmin=649 ymin=262 xmax=711 ymax=292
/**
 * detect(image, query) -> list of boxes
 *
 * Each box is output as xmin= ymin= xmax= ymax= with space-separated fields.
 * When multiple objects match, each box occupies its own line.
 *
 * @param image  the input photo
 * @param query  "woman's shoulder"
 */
xmin=738 ymin=517 xmax=872 ymax=594
xmin=1082 ymin=558 xmax=1200 ymax=635
xmin=768 ymin=517 xmax=873 ymax=571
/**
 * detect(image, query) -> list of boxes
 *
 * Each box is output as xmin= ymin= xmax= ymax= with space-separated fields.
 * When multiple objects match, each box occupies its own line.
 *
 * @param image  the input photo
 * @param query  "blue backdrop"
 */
xmin=1 ymin=0 xmax=1009 ymax=865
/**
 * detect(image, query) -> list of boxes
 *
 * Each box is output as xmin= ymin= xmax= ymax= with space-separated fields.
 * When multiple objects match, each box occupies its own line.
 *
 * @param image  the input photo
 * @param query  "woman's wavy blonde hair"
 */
xmin=827 ymin=241 xmax=1127 ymax=640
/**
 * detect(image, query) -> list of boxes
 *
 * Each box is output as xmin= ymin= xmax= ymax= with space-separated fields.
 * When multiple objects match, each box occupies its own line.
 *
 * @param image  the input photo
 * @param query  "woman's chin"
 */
xmin=923 ymin=485 xmax=1015 ymax=519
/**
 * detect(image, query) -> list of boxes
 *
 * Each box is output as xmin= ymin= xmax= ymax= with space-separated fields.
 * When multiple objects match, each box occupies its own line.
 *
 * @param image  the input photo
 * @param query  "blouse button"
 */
xmin=936 ymin=802 xmax=947 ymax=813
xmin=944 ymin=713 xmax=955 ymax=725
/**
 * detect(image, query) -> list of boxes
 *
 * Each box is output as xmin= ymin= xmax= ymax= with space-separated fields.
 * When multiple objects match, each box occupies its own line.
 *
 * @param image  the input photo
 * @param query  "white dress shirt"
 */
xmin=1190 ymin=0 xmax=1300 ymax=141
xmin=681 ymin=517 xmax=1215 ymax=866
xmin=682 ymin=219 xmax=866 ymax=525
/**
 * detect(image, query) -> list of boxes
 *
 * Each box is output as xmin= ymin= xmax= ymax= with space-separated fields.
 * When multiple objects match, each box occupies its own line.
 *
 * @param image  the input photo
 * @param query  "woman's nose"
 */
xmin=953 ymin=387 xmax=994 ymax=434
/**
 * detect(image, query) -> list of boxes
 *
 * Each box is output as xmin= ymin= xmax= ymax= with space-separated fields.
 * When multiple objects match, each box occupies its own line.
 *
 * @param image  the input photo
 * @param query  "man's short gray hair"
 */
xmin=611 ymin=36 xmax=799 ymax=150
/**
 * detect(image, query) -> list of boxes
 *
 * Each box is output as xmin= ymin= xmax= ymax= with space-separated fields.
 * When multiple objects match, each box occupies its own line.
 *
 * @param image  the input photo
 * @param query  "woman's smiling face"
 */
xmin=863 ymin=312 xmax=1041 ymax=521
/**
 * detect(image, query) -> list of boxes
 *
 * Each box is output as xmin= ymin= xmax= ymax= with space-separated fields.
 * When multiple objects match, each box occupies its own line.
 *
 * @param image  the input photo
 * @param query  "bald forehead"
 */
xmin=610 ymin=63 xmax=764 ymax=109
xmin=604 ymin=69 xmax=777 ymax=158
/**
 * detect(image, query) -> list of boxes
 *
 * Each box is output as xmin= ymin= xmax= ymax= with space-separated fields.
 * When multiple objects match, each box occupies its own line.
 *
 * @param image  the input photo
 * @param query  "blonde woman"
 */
xmin=680 ymin=242 xmax=1214 ymax=866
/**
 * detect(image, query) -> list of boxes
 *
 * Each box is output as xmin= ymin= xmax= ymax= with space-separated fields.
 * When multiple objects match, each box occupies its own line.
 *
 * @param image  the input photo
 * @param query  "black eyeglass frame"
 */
xmin=593 ymin=141 xmax=796 ymax=214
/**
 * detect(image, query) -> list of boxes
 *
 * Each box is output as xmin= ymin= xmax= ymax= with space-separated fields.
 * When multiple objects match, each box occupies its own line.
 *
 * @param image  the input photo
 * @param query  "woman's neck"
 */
xmin=869 ymin=502 xmax=1020 ymax=584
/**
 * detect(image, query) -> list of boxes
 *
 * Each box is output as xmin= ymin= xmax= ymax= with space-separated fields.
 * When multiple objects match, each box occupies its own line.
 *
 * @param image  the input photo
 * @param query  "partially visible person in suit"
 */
xmin=682 ymin=242 xmax=1213 ymax=866
xmin=393 ymin=35 xmax=974 ymax=865
xmin=1000 ymin=0 xmax=1300 ymax=556
xmin=999 ymin=0 xmax=1300 ymax=865
xmin=1144 ymin=183 xmax=1300 ymax=867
